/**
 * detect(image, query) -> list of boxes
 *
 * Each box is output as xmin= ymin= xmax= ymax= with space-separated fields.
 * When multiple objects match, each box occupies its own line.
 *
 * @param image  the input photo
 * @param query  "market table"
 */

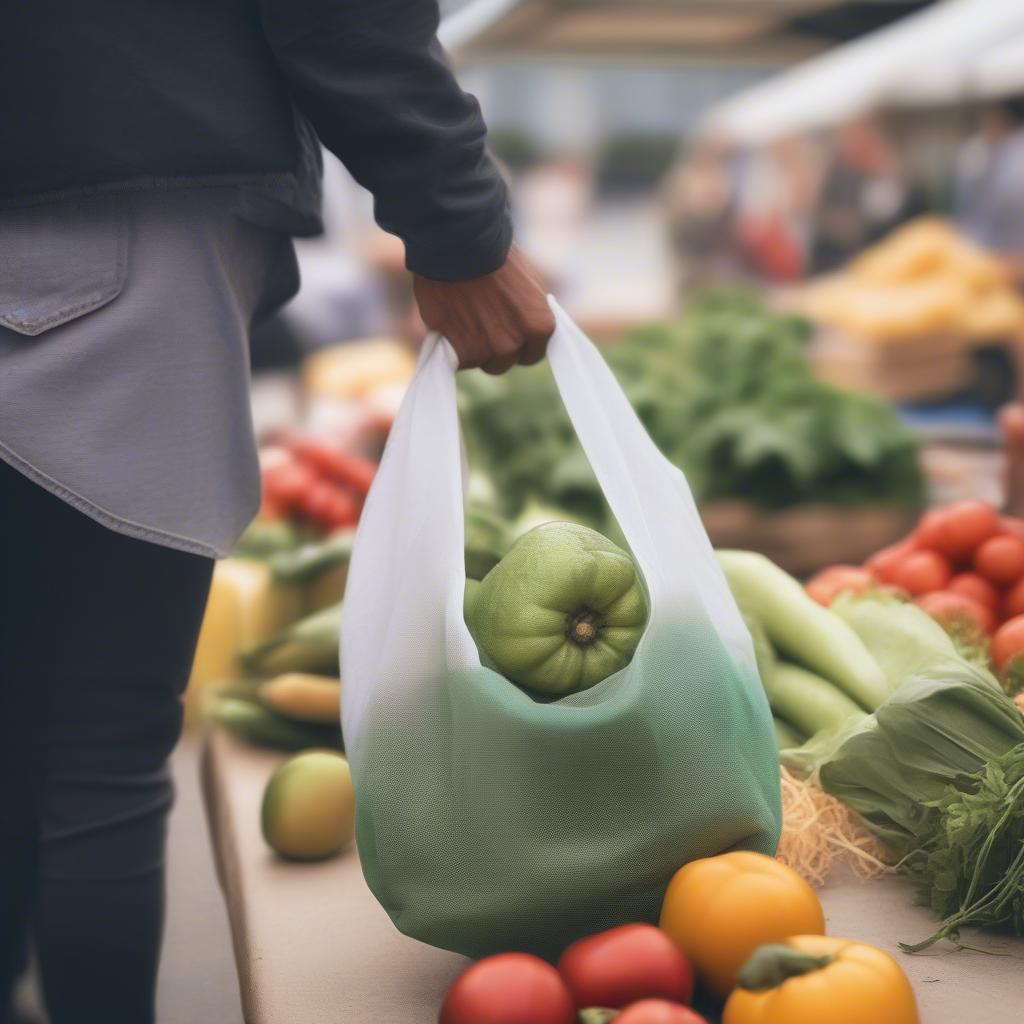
xmin=201 ymin=729 xmax=1023 ymax=1024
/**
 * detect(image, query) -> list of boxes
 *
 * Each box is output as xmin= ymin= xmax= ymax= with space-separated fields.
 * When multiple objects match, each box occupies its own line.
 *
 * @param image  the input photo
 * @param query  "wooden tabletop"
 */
xmin=201 ymin=729 xmax=1023 ymax=1024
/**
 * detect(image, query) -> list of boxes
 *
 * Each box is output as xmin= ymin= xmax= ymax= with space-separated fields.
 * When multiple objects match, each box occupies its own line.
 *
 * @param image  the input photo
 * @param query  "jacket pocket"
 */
xmin=0 ymin=195 xmax=128 ymax=336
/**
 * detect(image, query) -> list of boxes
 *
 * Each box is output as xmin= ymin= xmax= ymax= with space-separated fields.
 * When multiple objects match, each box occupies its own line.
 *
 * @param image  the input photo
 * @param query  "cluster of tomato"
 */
xmin=437 ymin=852 xmax=863 ymax=1024
xmin=259 ymin=436 xmax=377 ymax=531
xmin=440 ymin=925 xmax=702 ymax=1024
xmin=807 ymin=500 xmax=1024 ymax=680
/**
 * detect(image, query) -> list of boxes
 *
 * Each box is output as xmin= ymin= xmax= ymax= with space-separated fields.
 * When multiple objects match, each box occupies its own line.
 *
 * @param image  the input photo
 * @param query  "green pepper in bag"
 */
xmin=466 ymin=522 xmax=648 ymax=696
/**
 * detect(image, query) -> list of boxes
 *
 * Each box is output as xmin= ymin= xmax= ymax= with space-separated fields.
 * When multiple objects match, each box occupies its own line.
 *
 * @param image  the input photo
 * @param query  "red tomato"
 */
xmin=439 ymin=954 xmax=575 ymax=1024
xmin=924 ymin=501 xmax=1000 ymax=561
xmin=974 ymin=534 xmax=1024 ymax=586
xmin=257 ymin=496 xmax=286 ymax=522
xmin=558 ymin=924 xmax=694 ymax=1010
xmin=301 ymin=480 xmax=340 ymax=526
xmin=991 ymin=615 xmax=1024 ymax=672
xmin=614 ymin=1001 xmax=708 ymax=1024
xmin=917 ymin=591 xmax=994 ymax=638
xmin=947 ymin=572 xmax=1001 ymax=613
xmin=263 ymin=461 xmax=318 ymax=508
xmin=805 ymin=567 xmax=873 ymax=607
xmin=912 ymin=509 xmax=946 ymax=551
xmin=1004 ymin=578 xmax=1024 ymax=621
xmin=865 ymin=542 xmax=914 ymax=584
xmin=324 ymin=491 xmax=359 ymax=529
xmin=291 ymin=438 xmax=377 ymax=496
xmin=892 ymin=550 xmax=952 ymax=596
xmin=1001 ymin=516 xmax=1024 ymax=541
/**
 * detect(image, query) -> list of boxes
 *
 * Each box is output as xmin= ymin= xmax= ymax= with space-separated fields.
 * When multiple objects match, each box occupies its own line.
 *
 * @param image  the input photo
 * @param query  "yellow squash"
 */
xmin=723 ymin=935 xmax=919 ymax=1024
xmin=659 ymin=851 xmax=824 ymax=999
xmin=259 ymin=673 xmax=341 ymax=724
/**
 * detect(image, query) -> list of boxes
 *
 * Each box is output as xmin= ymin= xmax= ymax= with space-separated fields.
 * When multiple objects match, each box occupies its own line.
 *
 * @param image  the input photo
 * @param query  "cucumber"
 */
xmin=269 ymin=531 xmax=356 ymax=584
xmin=717 ymin=550 xmax=888 ymax=711
xmin=243 ymin=603 xmax=341 ymax=677
xmin=773 ymin=716 xmax=804 ymax=751
xmin=233 ymin=520 xmax=302 ymax=559
xmin=207 ymin=697 xmax=342 ymax=752
xmin=765 ymin=662 xmax=864 ymax=738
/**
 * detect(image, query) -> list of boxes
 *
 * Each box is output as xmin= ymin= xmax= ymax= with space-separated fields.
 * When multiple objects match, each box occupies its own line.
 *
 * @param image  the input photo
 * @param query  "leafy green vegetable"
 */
xmin=458 ymin=289 xmax=924 ymax=515
xmin=830 ymin=593 xmax=959 ymax=691
xmin=899 ymin=744 xmax=1024 ymax=951
xmin=804 ymin=656 xmax=1024 ymax=949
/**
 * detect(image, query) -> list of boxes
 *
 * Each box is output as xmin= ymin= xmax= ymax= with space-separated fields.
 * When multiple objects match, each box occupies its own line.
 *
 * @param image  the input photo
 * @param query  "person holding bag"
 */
xmin=0 ymin=3 xmax=551 ymax=1021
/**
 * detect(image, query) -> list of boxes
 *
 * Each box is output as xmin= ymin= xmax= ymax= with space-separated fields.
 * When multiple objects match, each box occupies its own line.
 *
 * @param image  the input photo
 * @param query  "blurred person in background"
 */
xmin=954 ymin=98 xmax=1024 ymax=267
xmin=809 ymin=115 xmax=922 ymax=273
xmin=734 ymin=135 xmax=823 ymax=282
xmin=0 ymin=3 xmax=553 ymax=1022
xmin=664 ymin=139 xmax=740 ymax=289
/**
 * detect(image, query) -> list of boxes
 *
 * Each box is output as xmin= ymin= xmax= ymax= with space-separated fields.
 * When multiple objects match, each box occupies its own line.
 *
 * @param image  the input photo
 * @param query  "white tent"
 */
xmin=973 ymin=34 xmax=1024 ymax=99
xmin=439 ymin=0 xmax=840 ymax=62
xmin=704 ymin=0 xmax=1024 ymax=143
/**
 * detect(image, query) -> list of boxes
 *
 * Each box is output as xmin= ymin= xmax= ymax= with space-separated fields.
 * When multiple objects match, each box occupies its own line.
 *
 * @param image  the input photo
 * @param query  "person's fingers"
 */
xmin=518 ymin=329 xmax=550 ymax=366
xmin=481 ymin=351 xmax=519 ymax=376
xmin=479 ymin=332 xmax=522 ymax=375
xmin=450 ymin=337 xmax=489 ymax=370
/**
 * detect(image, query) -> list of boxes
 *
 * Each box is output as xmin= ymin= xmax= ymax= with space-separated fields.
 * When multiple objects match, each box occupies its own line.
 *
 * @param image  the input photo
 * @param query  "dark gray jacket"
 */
xmin=0 ymin=0 xmax=511 ymax=280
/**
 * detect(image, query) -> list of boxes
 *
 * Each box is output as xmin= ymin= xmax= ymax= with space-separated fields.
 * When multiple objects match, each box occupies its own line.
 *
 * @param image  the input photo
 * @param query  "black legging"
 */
xmin=0 ymin=459 xmax=213 ymax=1023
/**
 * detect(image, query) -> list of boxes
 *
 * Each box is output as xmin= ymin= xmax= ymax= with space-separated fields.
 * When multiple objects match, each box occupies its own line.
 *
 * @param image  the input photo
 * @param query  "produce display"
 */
xmin=193 ymin=311 xmax=1023 ymax=1023
xmin=465 ymin=523 xmax=649 ymax=695
xmin=806 ymin=500 xmax=1024 ymax=692
xmin=459 ymin=291 xmax=922 ymax=517
xmin=802 ymin=217 xmax=1024 ymax=341
xmin=436 ymin=851 xmax=917 ymax=1023
xmin=259 ymin=436 xmax=376 ymax=532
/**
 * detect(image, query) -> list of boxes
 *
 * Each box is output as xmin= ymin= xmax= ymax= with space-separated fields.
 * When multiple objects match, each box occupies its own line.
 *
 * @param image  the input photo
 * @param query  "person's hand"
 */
xmin=413 ymin=245 xmax=555 ymax=373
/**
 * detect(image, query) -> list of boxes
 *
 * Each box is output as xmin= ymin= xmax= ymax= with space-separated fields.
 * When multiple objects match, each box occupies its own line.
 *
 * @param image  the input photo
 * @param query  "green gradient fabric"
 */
xmin=341 ymin=301 xmax=780 ymax=958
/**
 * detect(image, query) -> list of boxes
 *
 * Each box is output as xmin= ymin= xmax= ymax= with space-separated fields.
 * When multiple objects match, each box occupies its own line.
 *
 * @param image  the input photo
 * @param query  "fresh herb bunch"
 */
xmin=900 ymin=743 xmax=1024 ymax=951
xmin=457 ymin=289 xmax=924 ymax=515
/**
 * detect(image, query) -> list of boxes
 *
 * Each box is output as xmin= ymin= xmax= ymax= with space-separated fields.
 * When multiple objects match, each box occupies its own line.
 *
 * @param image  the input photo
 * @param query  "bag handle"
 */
xmin=341 ymin=332 xmax=480 ymax=747
xmin=545 ymin=299 xmax=754 ymax=670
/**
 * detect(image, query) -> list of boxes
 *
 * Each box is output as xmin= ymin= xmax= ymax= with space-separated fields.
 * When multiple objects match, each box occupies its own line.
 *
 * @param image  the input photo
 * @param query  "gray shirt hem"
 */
xmin=0 ymin=440 xmax=226 ymax=560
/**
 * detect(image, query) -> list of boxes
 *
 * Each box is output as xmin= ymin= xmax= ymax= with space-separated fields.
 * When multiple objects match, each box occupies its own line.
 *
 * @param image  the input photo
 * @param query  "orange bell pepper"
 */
xmin=658 ymin=852 xmax=824 ymax=999
xmin=723 ymin=935 xmax=919 ymax=1024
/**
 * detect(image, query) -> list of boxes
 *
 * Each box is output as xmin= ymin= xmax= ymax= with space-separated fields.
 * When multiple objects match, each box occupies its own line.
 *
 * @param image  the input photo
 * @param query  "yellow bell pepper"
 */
xmin=659 ymin=852 xmax=824 ymax=1000
xmin=723 ymin=935 xmax=919 ymax=1024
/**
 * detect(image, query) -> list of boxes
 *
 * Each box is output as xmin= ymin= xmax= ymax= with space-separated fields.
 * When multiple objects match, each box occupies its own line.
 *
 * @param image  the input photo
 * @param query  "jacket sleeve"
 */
xmin=259 ymin=0 xmax=512 ymax=280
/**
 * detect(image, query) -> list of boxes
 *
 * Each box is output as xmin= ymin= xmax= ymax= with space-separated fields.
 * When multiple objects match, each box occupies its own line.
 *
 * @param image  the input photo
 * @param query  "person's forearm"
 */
xmin=260 ymin=0 xmax=512 ymax=280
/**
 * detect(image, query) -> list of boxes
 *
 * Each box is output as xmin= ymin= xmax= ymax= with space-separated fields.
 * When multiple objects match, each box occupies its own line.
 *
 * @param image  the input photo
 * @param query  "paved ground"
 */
xmin=17 ymin=738 xmax=243 ymax=1024
xmin=158 ymin=738 xmax=244 ymax=1024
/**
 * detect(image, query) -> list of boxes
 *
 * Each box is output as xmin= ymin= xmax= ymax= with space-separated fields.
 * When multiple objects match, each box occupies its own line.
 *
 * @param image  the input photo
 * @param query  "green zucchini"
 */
xmin=765 ymin=662 xmax=864 ymax=739
xmin=268 ymin=531 xmax=356 ymax=584
xmin=242 ymin=603 xmax=341 ymax=677
xmin=773 ymin=716 xmax=804 ymax=751
xmin=717 ymin=550 xmax=888 ymax=711
xmin=207 ymin=696 xmax=342 ymax=752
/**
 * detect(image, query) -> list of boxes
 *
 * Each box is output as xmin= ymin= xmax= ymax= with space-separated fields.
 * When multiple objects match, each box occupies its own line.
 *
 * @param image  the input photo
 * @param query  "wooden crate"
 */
xmin=701 ymin=501 xmax=919 ymax=578
xmin=810 ymin=327 xmax=972 ymax=404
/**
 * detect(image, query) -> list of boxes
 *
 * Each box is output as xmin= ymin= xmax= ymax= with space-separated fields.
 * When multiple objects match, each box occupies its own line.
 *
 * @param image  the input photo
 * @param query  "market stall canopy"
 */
xmin=440 ymin=0 xmax=930 ymax=62
xmin=887 ymin=26 xmax=1024 ymax=105
xmin=703 ymin=0 xmax=1024 ymax=143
